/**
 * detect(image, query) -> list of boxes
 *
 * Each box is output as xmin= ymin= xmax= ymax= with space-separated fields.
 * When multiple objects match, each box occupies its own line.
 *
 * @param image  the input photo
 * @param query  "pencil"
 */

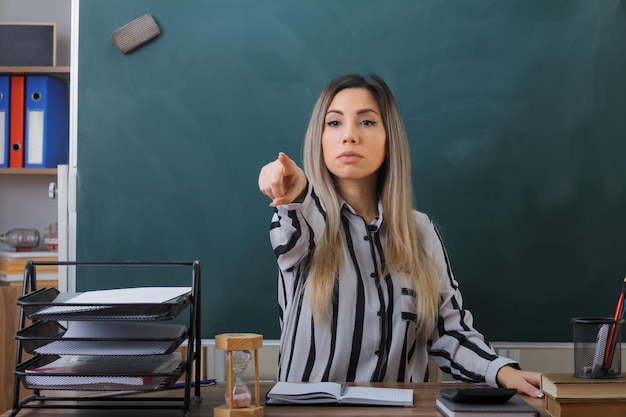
xmin=602 ymin=276 xmax=626 ymax=370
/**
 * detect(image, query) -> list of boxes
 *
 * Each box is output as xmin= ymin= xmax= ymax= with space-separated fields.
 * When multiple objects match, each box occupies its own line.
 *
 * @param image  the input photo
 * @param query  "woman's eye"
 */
xmin=326 ymin=120 xmax=340 ymax=127
xmin=361 ymin=120 xmax=377 ymax=126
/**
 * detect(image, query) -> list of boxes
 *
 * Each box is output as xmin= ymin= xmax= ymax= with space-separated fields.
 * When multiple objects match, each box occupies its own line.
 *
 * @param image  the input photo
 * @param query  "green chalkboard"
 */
xmin=76 ymin=0 xmax=626 ymax=342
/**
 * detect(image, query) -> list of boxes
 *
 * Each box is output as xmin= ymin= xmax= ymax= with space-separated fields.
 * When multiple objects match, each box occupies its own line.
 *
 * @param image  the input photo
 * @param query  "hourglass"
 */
xmin=214 ymin=333 xmax=264 ymax=417
xmin=228 ymin=350 xmax=252 ymax=407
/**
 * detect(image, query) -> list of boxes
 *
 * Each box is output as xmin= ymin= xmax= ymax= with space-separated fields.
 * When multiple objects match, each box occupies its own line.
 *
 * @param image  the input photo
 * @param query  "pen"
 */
xmin=169 ymin=378 xmax=217 ymax=389
xmin=602 ymin=277 xmax=626 ymax=370
xmin=340 ymin=383 xmax=348 ymax=396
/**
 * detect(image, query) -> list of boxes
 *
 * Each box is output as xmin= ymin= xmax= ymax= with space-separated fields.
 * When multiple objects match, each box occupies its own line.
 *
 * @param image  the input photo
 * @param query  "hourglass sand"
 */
xmin=228 ymin=350 xmax=252 ymax=407
xmin=214 ymin=333 xmax=264 ymax=417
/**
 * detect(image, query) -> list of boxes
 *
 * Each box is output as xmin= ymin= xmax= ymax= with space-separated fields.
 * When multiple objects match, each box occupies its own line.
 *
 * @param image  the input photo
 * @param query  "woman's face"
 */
xmin=321 ymin=88 xmax=387 ymax=184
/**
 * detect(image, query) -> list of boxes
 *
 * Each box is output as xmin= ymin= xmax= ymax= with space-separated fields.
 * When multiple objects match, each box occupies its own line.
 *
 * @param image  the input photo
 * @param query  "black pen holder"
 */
xmin=571 ymin=317 xmax=623 ymax=379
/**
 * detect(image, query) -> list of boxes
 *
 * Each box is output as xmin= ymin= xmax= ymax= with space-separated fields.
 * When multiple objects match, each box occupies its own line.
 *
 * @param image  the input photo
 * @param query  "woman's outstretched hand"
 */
xmin=258 ymin=152 xmax=307 ymax=207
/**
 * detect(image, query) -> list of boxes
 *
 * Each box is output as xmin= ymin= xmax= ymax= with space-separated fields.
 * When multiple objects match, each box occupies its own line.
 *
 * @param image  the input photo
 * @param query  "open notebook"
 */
xmin=266 ymin=382 xmax=413 ymax=406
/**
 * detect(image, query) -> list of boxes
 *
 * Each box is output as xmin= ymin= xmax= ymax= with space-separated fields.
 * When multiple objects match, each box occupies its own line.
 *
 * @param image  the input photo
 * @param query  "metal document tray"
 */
xmin=16 ymin=320 xmax=187 ymax=356
xmin=15 ymin=354 xmax=184 ymax=391
xmin=17 ymin=287 xmax=192 ymax=321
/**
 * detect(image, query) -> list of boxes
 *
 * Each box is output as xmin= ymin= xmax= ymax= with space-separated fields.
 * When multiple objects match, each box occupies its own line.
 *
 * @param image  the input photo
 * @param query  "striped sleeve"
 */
xmin=269 ymin=183 xmax=326 ymax=273
xmin=420 ymin=215 xmax=517 ymax=387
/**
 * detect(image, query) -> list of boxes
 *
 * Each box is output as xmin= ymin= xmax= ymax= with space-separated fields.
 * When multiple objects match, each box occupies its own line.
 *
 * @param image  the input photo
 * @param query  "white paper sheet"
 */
xmin=36 ymin=287 xmax=191 ymax=315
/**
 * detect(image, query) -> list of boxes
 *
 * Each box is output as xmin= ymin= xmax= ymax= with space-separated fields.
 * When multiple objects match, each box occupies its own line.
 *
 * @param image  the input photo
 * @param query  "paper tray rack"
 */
xmin=10 ymin=260 xmax=202 ymax=417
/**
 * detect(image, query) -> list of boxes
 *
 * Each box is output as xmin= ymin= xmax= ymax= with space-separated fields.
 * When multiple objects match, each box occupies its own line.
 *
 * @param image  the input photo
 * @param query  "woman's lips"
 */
xmin=337 ymin=151 xmax=363 ymax=163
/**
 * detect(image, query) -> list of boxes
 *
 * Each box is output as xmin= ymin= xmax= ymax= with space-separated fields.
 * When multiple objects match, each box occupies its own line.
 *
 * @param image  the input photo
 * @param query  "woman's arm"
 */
xmin=422 ymin=215 xmax=540 ymax=392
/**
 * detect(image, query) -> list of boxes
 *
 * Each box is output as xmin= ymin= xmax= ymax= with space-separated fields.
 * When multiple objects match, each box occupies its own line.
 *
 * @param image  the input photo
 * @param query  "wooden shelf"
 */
xmin=0 ymin=168 xmax=57 ymax=176
xmin=0 ymin=66 xmax=70 ymax=80
xmin=0 ymin=66 xmax=69 ymax=74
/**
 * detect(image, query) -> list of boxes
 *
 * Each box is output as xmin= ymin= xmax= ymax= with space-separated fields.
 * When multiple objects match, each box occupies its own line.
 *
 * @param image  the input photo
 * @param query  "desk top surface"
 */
xmin=2 ymin=382 xmax=548 ymax=417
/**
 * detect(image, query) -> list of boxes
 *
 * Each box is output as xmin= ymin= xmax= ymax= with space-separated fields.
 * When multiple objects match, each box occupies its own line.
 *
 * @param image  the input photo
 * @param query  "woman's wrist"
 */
xmin=496 ymin=363 xmax=521 ymax=387
xmin=293 ymin=180 xmax=308 ymax=203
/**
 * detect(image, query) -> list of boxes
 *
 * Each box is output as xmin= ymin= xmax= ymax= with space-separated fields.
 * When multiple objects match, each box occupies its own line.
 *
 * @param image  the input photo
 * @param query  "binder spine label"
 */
xmin=26 ymin=110 xmax=45 ymax=165
xmin=0 ymin=111 xmax=5 ymax=165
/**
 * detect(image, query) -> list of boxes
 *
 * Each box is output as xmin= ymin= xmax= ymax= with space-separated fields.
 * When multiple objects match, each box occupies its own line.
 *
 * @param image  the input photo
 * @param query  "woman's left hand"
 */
xmin=496 ymin=366 xmax=544 ymax=398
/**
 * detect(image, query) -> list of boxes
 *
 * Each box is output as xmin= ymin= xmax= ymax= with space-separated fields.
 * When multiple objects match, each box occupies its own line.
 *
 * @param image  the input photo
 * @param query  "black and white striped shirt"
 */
xmin=270 ymin=184 xmax=515 ymax=385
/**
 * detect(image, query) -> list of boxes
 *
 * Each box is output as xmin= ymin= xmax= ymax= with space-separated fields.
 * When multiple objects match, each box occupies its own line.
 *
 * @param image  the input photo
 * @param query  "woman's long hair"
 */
xmin=302 ymin=73 xmax=440 ymax=341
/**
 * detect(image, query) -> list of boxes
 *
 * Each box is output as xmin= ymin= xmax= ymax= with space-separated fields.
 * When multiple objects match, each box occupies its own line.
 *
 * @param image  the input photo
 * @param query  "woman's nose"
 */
xmin=342 ymin=126 xmax=358 ymax=143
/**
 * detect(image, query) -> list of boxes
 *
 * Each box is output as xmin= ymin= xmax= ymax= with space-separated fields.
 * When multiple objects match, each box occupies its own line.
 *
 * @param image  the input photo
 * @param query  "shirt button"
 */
xmin=364 ymin=235 xmax=370 ymax=241
xmin=370 ymin=272 xmax=376 ymax=278
xmin=375 ymin=350 xmax=380 ymax=356
xmin=377 ymin=310 xmax=382 ymax=316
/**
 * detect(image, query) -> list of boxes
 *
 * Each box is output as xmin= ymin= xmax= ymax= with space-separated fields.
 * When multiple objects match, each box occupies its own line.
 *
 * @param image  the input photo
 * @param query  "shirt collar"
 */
xmin=340 ymin=198 xmax=384 ymax=230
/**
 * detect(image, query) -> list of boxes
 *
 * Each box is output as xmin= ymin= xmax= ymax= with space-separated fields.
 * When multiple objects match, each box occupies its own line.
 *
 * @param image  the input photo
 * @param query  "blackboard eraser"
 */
xmin=112 ymin=14 xmax=160 ymax=54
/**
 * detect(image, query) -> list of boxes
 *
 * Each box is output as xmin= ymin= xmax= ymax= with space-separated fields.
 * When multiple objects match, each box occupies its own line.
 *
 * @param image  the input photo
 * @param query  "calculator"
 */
xmin=439 ymin=387 xmax=517 ymax=404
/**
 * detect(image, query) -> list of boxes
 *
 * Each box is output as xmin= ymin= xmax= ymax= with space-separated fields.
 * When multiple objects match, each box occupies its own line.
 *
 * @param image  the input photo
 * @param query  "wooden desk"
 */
xmin=0 ymin=286 xmax=33 ymax=413
xmin=1 ymin=382 xmax=548 ymax=417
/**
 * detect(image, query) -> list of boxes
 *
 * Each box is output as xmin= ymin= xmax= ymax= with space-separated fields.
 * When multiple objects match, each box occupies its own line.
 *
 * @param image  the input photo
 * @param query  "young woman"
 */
xmin=258 ymin=73 xmax=543 ymax=398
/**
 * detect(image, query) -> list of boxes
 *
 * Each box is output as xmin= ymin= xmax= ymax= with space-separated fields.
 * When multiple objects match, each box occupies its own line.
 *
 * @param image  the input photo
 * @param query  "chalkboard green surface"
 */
xmin=76 ymin=0 xmax=626 ymax=342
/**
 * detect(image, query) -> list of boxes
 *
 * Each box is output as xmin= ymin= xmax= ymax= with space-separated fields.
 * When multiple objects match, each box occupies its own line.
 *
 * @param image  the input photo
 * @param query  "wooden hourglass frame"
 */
xmin=214 ymin=333 xmax=264 ymax=417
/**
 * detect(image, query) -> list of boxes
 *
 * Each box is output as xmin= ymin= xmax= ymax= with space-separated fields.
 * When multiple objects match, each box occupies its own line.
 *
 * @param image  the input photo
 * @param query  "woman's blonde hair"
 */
xmin=302 ymin=73 xmax=440 ymax=341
